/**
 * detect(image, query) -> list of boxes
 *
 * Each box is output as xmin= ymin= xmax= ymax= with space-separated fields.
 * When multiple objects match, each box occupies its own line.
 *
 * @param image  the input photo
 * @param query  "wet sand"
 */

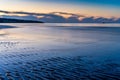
xmin=0 ymin=23 xmax=120 ymax=80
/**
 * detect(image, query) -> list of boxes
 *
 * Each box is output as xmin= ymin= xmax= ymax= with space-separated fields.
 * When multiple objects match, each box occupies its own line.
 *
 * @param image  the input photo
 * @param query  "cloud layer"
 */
xmin=0 ymin=10 xmax=120 ymax=23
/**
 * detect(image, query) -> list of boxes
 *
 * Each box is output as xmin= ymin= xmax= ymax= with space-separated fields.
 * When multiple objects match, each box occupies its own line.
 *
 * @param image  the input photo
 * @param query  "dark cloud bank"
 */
xmin=0 ymin=10 xmax=120 ymax=23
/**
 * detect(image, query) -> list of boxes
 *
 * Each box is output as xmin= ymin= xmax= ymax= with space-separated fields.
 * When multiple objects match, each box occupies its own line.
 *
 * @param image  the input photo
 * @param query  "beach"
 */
xmin=0 ymin=23 xmax=120 ymax=80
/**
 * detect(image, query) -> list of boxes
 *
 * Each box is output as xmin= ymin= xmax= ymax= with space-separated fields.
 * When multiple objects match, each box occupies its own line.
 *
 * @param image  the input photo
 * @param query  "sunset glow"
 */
xmin=0 ymin=0 xmax=120 ymax=17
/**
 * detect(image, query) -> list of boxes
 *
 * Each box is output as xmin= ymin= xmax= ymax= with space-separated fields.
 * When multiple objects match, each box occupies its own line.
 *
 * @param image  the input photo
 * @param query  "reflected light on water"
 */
xmin=0 ymin=23 xmax=120 ymax=80
xmin=43 ymin=23 xmax=120 ymax=27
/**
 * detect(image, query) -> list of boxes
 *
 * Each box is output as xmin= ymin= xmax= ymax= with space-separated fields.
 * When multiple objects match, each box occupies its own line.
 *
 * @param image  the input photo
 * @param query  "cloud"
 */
xmin=0 ymin=10 xmax=120 ymax=23
xmin=50 ymin=12 xmax=85 ymax=17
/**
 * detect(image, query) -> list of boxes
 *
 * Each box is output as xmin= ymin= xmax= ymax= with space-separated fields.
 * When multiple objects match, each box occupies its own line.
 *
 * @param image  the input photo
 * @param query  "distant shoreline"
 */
xmin=0 ymin=18 xmax=43 ymax=23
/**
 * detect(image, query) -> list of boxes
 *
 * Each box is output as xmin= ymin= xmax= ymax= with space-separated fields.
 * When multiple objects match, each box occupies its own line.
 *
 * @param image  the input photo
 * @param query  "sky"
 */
xmin=0 ymin=0 xmax=120 ymax=23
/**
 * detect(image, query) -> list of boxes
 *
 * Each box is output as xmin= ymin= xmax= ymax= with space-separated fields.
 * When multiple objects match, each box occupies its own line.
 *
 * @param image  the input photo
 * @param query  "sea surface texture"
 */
xmin=0 ymin=23 xmax=120 ymax=80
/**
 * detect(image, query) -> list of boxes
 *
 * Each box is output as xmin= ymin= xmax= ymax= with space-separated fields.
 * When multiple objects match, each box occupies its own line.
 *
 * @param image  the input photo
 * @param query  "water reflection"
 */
xmin=0 ymin=30 xmax=7 ymax=36
xmin=43 ymin=23 xmax=120 ymax=27
xmin=0 ymin=23 xmax=120 ymax=80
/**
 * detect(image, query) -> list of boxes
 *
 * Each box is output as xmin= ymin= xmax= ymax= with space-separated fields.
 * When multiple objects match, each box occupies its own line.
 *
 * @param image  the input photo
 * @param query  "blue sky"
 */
xmin=0 ymin=0 xmax=120 ymax=17
xmin=0 ymin=0 xmax=120 ymax=22
xmin=26 ymin=0 xmax=120 ymax=6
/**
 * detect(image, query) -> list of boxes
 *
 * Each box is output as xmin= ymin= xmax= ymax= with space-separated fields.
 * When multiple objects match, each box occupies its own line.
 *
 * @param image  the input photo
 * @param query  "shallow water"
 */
xmin=0 ymin=23 xmax=120 ymax=80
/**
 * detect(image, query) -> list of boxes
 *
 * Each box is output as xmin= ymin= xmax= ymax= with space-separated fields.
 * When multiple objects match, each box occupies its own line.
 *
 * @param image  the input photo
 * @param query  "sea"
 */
xmin=0 ymin=23 xmax=120 ymax=80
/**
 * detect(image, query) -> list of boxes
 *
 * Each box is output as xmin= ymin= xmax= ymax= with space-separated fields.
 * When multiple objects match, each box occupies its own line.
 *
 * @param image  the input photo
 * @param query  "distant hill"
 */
xmin=0 ymin=18 xmax=43 ymax=23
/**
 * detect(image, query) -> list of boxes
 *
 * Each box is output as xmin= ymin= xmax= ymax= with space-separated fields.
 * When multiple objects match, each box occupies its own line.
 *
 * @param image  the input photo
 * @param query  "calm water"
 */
xmin=0 ymin=23 xmax=120 ymax=80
